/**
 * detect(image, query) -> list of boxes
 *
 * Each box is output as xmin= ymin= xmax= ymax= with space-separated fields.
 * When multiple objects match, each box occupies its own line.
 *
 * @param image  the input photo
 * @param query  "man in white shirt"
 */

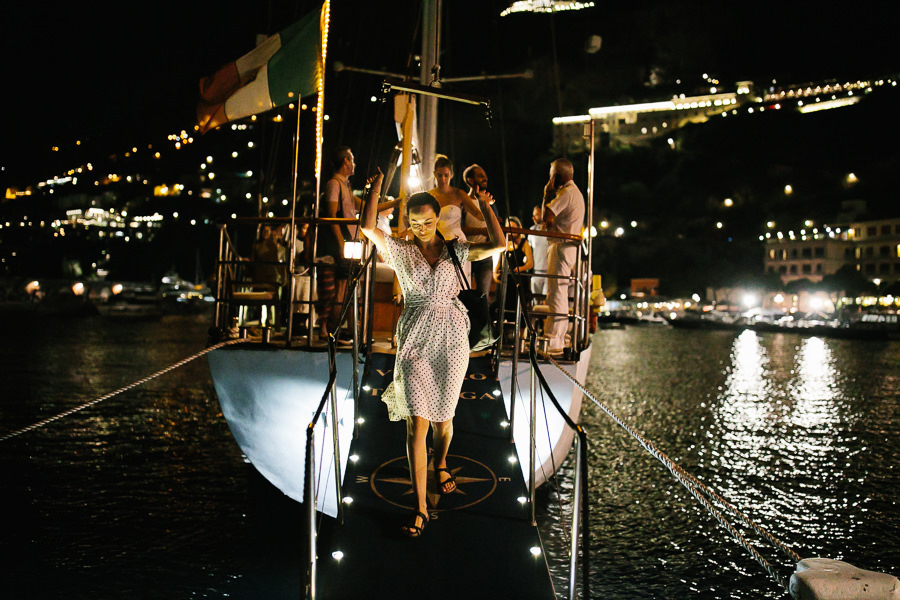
xmin=527 ymin=204 xmax=548 ymax=303
xmin=541 ymin=158 xmax=585 ymax=354
xmin=462 ymin=163 xmax=494 ymax=296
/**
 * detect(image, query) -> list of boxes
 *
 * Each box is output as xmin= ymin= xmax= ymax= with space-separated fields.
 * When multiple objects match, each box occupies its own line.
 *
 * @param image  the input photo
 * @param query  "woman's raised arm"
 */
xmin=359 ymin=169 xmax=387 ymax=256
xmin=467 ymin=187 xmax=506 ymax=262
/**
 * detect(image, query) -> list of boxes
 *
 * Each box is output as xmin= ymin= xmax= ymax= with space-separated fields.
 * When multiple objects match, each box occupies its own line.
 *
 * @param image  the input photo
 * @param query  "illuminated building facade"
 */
xmin=765 ymin=217 xmax=900 ymax=285
xmin=764 ymin=236 xmax=853 ymax=283
xmin=845 ymin=217 xmax=900 ymax=281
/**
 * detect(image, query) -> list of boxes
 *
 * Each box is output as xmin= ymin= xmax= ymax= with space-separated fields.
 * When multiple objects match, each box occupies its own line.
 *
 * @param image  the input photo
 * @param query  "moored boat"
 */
xmin=202 ymin=2 xmax=595 ymax=597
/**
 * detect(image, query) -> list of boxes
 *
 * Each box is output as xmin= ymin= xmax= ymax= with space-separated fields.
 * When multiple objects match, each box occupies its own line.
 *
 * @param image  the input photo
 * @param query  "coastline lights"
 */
xmin=501 ymin=1 xmax=595 ymax=17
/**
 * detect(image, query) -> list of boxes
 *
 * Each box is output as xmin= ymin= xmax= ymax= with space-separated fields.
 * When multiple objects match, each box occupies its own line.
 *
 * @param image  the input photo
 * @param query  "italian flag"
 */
xmin=197 ymin=2 xmax=327 ymax=134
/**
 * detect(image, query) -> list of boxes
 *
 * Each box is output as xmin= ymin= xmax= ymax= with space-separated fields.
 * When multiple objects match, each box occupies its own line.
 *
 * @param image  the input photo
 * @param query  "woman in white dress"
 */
xmin=360 ymin=168 xmax=506 ymax=538
xmin=429 ymin=155 xmax=483 ymax=281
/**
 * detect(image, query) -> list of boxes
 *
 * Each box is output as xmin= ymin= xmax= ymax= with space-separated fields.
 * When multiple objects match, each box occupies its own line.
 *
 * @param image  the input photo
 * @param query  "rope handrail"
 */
xmin=0 ymin=337 xmax=251 ymax=443
xmin=542 ymin=352 xmax=801 ymax=592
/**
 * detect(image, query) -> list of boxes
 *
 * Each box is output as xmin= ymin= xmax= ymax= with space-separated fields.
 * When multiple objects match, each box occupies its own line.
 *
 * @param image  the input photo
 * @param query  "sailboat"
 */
xmin=204 ymin=2 xmax=594 ymax=597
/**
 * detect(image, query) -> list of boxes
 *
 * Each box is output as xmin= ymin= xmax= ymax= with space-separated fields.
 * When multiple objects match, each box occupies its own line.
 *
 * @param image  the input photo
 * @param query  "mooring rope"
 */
xmin=542 ymin=351 xmax=801 ymax=591
xmin=0 ymin=337 xmax=250 ymax=443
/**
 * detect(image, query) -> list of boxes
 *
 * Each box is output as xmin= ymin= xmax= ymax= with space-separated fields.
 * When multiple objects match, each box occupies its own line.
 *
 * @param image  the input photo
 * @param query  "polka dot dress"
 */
xmin=380 ymin=235 xmax=470 ymax=422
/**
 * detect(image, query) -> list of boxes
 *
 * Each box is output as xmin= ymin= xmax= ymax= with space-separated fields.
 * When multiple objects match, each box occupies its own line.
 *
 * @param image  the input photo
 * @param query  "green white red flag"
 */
xmin=197 ymin=2 xmax=326 ymax=134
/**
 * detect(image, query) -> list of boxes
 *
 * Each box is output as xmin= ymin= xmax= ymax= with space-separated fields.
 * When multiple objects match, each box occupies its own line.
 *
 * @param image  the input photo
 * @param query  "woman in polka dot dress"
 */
xmin=360 ymin=168 xmax=506 ymax=538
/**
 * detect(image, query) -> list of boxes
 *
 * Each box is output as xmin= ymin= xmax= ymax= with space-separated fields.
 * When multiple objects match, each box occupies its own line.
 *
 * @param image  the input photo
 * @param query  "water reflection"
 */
xmin=791 ymin=336 xmax=839 ymax=431
xmin=561 ymin=328 xmax=900 ymax=599
xmin=721 ymin=329 xmax=772 ymax=433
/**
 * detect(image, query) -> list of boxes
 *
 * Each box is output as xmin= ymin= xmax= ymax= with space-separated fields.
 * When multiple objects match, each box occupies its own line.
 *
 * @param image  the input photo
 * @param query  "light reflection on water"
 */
xmin=540 ymin=327 xmax=899 ymax=599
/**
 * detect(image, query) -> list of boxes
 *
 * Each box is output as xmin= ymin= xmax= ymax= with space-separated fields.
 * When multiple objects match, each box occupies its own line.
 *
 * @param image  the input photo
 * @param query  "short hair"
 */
xmin=462 ymin=163 xmax=482 ymax=185
xmin=552 ymin=157 xmax=574 ymax=180
xmin=433 ymin=154 xmax=453 ymax=173
xmin=330 ymin=146 xmax=352 ymax=172
xmin=406 ymin=192 xmax=440 ymax=217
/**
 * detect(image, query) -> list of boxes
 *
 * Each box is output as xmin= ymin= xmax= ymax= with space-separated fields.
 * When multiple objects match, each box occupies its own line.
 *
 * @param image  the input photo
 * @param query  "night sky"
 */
xmin=4 ymin=0 xmax=898 ymax=187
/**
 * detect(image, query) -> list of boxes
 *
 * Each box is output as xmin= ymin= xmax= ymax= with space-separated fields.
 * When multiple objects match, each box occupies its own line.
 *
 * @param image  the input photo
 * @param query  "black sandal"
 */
xmin=402 ymin=510 xmax=429 ymax=538
xmin=436 ymin=467 xmax=457 ymax=495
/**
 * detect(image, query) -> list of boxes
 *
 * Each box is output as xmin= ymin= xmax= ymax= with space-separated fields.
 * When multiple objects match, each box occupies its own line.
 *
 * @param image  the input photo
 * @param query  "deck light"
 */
xmin=332 ymin=551 xmax=344 ymax=560
xmin=508 ymin=455 xmax=517 ymax=464
xmin=362 ymin=384 xmax=371 ymax=391
xmin=530 ymin=547 xmax=542 ymax=557
xmin=500 ymin=420 xmax=510 ymax=428
xmin=349 ymin=454 xmax=359 ymax=462
xmin=493 ymin=389 xmax=501 ymax=396
xmin=517 ymin=496 xmax=528 ymax=504
xmin=342 ymin=496 xmax=353 ymax=505
xmin=343 ymin=241 xmax=363 ymax=260
xmin=356 ymin=417 xmax=365 ymax=425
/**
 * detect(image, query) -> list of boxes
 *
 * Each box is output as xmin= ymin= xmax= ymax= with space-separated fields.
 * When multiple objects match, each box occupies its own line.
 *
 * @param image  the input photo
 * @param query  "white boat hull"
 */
xmin=208 ymin=343 xmax=591 ymax=516
xmin=499 ymin=343 xmax=592 ymax=488
xmin=207 ymin=348 xmax=356 ymax=517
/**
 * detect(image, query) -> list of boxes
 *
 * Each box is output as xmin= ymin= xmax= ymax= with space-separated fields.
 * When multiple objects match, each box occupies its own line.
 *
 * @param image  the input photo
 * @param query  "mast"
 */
xmin=419 ymin=0 xmax=440 ymax=175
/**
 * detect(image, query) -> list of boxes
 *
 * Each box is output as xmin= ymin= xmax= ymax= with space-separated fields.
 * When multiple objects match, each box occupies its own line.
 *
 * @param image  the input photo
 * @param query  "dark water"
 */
xmin=1 ymin=317 xmax=898 ymax=599
xmin=538 ymin=327 xmax=900 ymax=599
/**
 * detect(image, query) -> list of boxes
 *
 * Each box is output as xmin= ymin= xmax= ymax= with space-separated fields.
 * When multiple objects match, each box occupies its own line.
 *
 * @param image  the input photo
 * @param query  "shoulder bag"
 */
xmin=444 ymin=239 xmax=498 ymax=352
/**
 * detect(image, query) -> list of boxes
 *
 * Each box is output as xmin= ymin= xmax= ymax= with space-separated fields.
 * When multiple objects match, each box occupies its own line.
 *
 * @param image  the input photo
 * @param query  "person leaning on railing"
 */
xmin=538 ymin=157 xmax=585 ymax=356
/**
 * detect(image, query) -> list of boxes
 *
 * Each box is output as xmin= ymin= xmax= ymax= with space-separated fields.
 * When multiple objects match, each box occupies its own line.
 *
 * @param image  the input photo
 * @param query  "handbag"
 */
xmin=444 ymin=239 xmax=498 ymax=352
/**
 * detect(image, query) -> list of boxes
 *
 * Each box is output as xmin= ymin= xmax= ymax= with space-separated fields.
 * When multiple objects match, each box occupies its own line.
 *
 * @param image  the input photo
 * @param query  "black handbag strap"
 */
xmin=442 ymin=237 xmax=472 ymax=291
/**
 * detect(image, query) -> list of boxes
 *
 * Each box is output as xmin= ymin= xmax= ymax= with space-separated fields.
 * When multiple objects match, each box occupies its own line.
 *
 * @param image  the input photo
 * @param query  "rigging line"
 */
xmin=0 ymin=338 xmax=251 ymax=444
xmin=542 ymin=355 xmax=801 ymax=588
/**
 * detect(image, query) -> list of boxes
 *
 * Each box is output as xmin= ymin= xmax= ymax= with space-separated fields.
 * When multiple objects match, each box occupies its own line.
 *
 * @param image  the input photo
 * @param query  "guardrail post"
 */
xmin=328 ymin=345 xmax=344 ymax=524
xmin=569 ymin=432 xmax=583 ymax=600
xmin=508 ymin=296 xmax=522 ymax=442
xmin=305 ymin=426 xmax=317 ymax=600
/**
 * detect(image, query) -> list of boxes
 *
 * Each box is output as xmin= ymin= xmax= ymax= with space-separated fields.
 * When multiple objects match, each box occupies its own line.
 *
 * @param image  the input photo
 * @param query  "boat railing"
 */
xmin=500 ymin=268 xmax=592 ymax=599
xmin=301 ymin=240 xmax=378 ymax=600
xmin=493 ymin=225 xmax=591 ymax=359
xmin=303 ymin=334 xmax=340 ymax=600
xmin=211 ymin=215 xmax=360 ymax=346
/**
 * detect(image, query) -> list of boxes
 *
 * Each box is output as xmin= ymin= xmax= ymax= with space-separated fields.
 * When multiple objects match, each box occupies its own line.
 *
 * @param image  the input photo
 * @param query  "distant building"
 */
xmin=630 ymin=278 xmax=659 ymax=297
xmin=764 ymin=217 xmax=900 ymax=284
xmin=764 ymin=236 xmax=853 ymax=283
xmin=845 ymin=217 xmax=900 ymax=281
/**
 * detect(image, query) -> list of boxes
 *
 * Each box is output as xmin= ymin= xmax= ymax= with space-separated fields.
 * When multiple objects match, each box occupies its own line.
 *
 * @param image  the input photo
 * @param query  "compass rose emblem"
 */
xmin=368 ymin=453 xmax=497 ymax=511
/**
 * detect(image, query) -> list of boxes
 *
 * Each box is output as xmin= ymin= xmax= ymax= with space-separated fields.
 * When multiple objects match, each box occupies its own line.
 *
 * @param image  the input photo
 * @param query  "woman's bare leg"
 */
xmin=431 ymin=419 xmax=456 ymax=493
xmin=405 ymin=416 xmax=430 ymax=524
